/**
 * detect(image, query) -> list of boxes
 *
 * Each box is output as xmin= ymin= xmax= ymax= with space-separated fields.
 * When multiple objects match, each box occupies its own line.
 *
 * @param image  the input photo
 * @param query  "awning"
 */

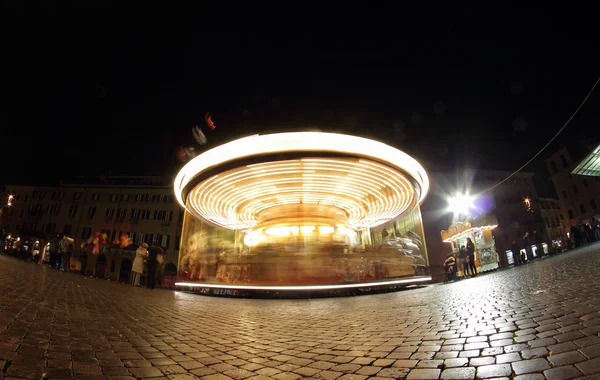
xmin=441 ymin=214 xmax=499 ymax=243
xmin=571 ymin=143 xmax=600 ymax=177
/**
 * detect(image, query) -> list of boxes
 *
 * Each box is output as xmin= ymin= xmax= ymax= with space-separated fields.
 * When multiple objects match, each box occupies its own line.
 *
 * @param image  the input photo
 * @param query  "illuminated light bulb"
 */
xmin=319 ymin=226 xmax=334 ymax=234
xmin=300 ymin=226 xmax=315 ymax=234
xmin=265 ymin=227 xmax=290 ymax=236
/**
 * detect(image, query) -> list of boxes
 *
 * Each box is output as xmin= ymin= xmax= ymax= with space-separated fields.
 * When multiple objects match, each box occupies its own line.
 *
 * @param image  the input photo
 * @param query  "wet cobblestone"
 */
xmin=2 ymin=244 xmax=600 ymax=379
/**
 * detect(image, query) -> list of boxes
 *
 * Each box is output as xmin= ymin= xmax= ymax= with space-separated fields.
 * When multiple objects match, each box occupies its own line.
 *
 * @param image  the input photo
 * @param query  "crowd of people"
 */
xmin=570 ymin=219 xmax=600 ymax=248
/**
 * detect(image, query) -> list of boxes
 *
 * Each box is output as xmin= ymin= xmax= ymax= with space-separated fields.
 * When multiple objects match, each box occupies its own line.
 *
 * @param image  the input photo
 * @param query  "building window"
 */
xmin=560 ymin=154 xmax=568 ymax=167
xmin=160 ymin=234 xmax=170 ymax=249
xmin=130 ymin=209 xmax=140 ymax=224
xmin=73 ymin=192 xmax=81 ymax=200
xmin=136 ymin=194 xmax=143 ymax=202
xmin=39 ymin=191 xmax=45 ymax=199
xmin=147 ymin=195 xmax=154 ymax=202
xmin=81 ymin=227 xmax=92 ymax=240
xmin=583 ymin=179 xmax=589 ymax=188
xmin=550 ymin=161 xmax=558 ymax=174
xmin=142 ymin=209 xmax=151 ymax=220
xmin=579 ymin=204 xmax=586 ymax=214
xmin=568 ymin=210 xmax=574 ymax=219
xmin=116 ymin=208 xmax=126 ymax=223
xmin=105 ymin=208 xmax=115 ymax=221
xmin=51 ymin=192 xmax=57 ymax=200
xmin=138 ymin=232 xmax=146 ymax=245
xmin=561 ymin=190 xmax=567 ymax=199
xmin=111 ymin=230 xmax=121 ymax=243
xmin=92 ymin=193 xmax=100 ymax=201
xmin=87 ymin=206 xmax=96 ymax=219
xmin=121 ymin=194 xmax=129 ymax=202
xmin=68 ymin=205 xmax=78 ymax=217
xmin=175 ymin=235 xmax=181 ymax=250
xmin=58 ymin=192 xmax=65 ymax=200
xmin=110 ymin=193 xmax=118 ymax=202
xmin=591 ymin=199 xmax=598 ymax=210
xmin=560 ymin=214 xmax=564 ymax=220
xmin=573 ymin=185 xmax=578 ymax=193
xmin=162 ymin=210 xmax=173 ymax=226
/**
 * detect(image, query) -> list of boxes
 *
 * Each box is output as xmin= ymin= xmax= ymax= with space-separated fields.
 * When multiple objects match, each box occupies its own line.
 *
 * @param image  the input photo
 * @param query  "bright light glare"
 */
xmin=448 ymin=194 xmax=474 ymax=217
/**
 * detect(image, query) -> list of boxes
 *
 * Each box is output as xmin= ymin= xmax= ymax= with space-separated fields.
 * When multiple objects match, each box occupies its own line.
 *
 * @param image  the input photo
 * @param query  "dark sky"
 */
xmin=1 ymin=4 xmax=598 ymax=191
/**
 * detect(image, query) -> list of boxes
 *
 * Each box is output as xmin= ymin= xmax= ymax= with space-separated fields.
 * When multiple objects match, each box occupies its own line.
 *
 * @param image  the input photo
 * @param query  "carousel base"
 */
xmin=175 ymin=276 xmax=432 ymax=299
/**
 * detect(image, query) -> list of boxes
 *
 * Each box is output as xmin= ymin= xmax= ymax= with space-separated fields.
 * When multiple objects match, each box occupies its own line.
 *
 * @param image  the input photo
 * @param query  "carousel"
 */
xmin=173 ymin=131 xmax=432 ymax=293
xmin=441 ymin=214 xmax=500 ymax=274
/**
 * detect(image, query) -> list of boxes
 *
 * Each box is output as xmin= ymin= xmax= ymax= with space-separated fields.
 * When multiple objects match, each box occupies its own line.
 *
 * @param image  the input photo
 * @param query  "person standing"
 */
xmin=48 ymin=234 xmax=60 ymax=268
xmin=511 ymin=240 xmax=522 ymax=265
xmin=0 ymin=229 xmax=6 ymax=254
xmin=131 ymin=243 xmax=148 ymax=287
xmin=146 ymin=246 xmax=163 ymax=289
xmin=458 ymin=245 xmax=471 ymax=277
xmin=64 ymin=242 xmax=73 ymax=271
xmin=523 ymin=232 xmax=534 ymax=261
xmin=466 ymin=237 xmax=477 ymax=276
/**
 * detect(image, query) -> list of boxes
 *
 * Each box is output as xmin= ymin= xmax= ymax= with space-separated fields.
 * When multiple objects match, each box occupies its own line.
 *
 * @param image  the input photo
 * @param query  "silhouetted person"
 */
xmin=466 ymin=237 xmax=477 ymax=276
xmin=511 ymin=240 xmax=522 ymax=265
xmin=146 ymin=246 xmax=163 ymax=289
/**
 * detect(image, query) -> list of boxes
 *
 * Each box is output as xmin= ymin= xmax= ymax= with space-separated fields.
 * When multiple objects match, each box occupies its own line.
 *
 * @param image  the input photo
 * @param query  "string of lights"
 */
xmin=475 ymin=76 xmax=600 ymax=197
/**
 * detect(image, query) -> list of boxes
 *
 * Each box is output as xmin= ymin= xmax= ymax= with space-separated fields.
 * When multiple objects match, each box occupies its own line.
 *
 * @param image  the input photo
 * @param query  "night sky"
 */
xmin=2 ymin=4 xmax=598 ymax=192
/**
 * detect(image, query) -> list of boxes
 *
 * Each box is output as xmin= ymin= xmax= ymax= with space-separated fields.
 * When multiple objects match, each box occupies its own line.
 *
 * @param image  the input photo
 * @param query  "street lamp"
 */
xmin=447 ymin=193 xmax=475 ymax=220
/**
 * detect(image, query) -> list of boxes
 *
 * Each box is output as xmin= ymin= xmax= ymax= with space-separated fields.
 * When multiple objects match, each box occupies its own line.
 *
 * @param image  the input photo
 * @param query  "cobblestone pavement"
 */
xmin=3 ymin=245 xmax=600 ymax=380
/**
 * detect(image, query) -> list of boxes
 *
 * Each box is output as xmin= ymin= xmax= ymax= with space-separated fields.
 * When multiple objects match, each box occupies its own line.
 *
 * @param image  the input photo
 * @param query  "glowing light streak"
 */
xmin=175 ymin=276 xmax=432 ymax=291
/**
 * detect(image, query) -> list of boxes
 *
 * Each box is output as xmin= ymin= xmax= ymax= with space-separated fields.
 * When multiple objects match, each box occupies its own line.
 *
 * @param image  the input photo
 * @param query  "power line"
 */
xmin=475 ymin=76 xmax=600 ymax=197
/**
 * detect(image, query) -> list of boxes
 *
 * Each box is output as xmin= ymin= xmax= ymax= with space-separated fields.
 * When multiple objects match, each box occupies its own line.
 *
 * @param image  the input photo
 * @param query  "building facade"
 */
xmin=538 ymin=198 xmax=567 ymax=241
xmin=545 ymin=147 xmax=600 ymax=225
xmin=0 ymin=176 xmax=182 ymax=284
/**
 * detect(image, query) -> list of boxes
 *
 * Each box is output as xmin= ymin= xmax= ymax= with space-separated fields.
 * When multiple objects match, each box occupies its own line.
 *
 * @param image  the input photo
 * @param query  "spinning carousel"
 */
xmin=173 ymin=132 xmax=432 ymax=292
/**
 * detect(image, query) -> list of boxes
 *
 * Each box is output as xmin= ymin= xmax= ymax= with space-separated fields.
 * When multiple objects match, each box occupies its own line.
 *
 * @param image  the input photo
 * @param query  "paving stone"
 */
xmin=543 ymin=365 xmax=583 ymax=380
xmin=468 ymin=356 xmax=494 ymax=366
xmin=439 ymin=367 xmax=475 ymax=379
xmin=547 ymin=350 xmax=587 ymax=367
xmin=354 ymin=366 xmax=381 ymax=376
xmin=575 ymin=356 xmax=600 ymax=375
xmin=377 ymin=368 xmax=410 ymax=378
xmin=444 ymin=358 xmax=468 ymax=368
xmin=406 ymin=368 xmax=441 ymax=379
xmin=520 ymin=347 xmax=548 ymax=360
xmin=511 ymin=358 xmax=550 ymax=375
xmin=476 ymin=364 xmax=512 ymax=378
xmin=513 ymin=374 xmax=544 ymax=379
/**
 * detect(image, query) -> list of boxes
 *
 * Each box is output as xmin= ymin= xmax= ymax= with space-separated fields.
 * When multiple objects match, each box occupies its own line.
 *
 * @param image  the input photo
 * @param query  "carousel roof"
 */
xmin=174 ymin=132 xmax=430 ymax=230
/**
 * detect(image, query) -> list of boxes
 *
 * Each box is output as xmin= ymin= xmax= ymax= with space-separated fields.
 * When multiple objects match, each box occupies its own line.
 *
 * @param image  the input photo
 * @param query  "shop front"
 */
xmin=441 ymin=214 xmax=499 ymax=276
